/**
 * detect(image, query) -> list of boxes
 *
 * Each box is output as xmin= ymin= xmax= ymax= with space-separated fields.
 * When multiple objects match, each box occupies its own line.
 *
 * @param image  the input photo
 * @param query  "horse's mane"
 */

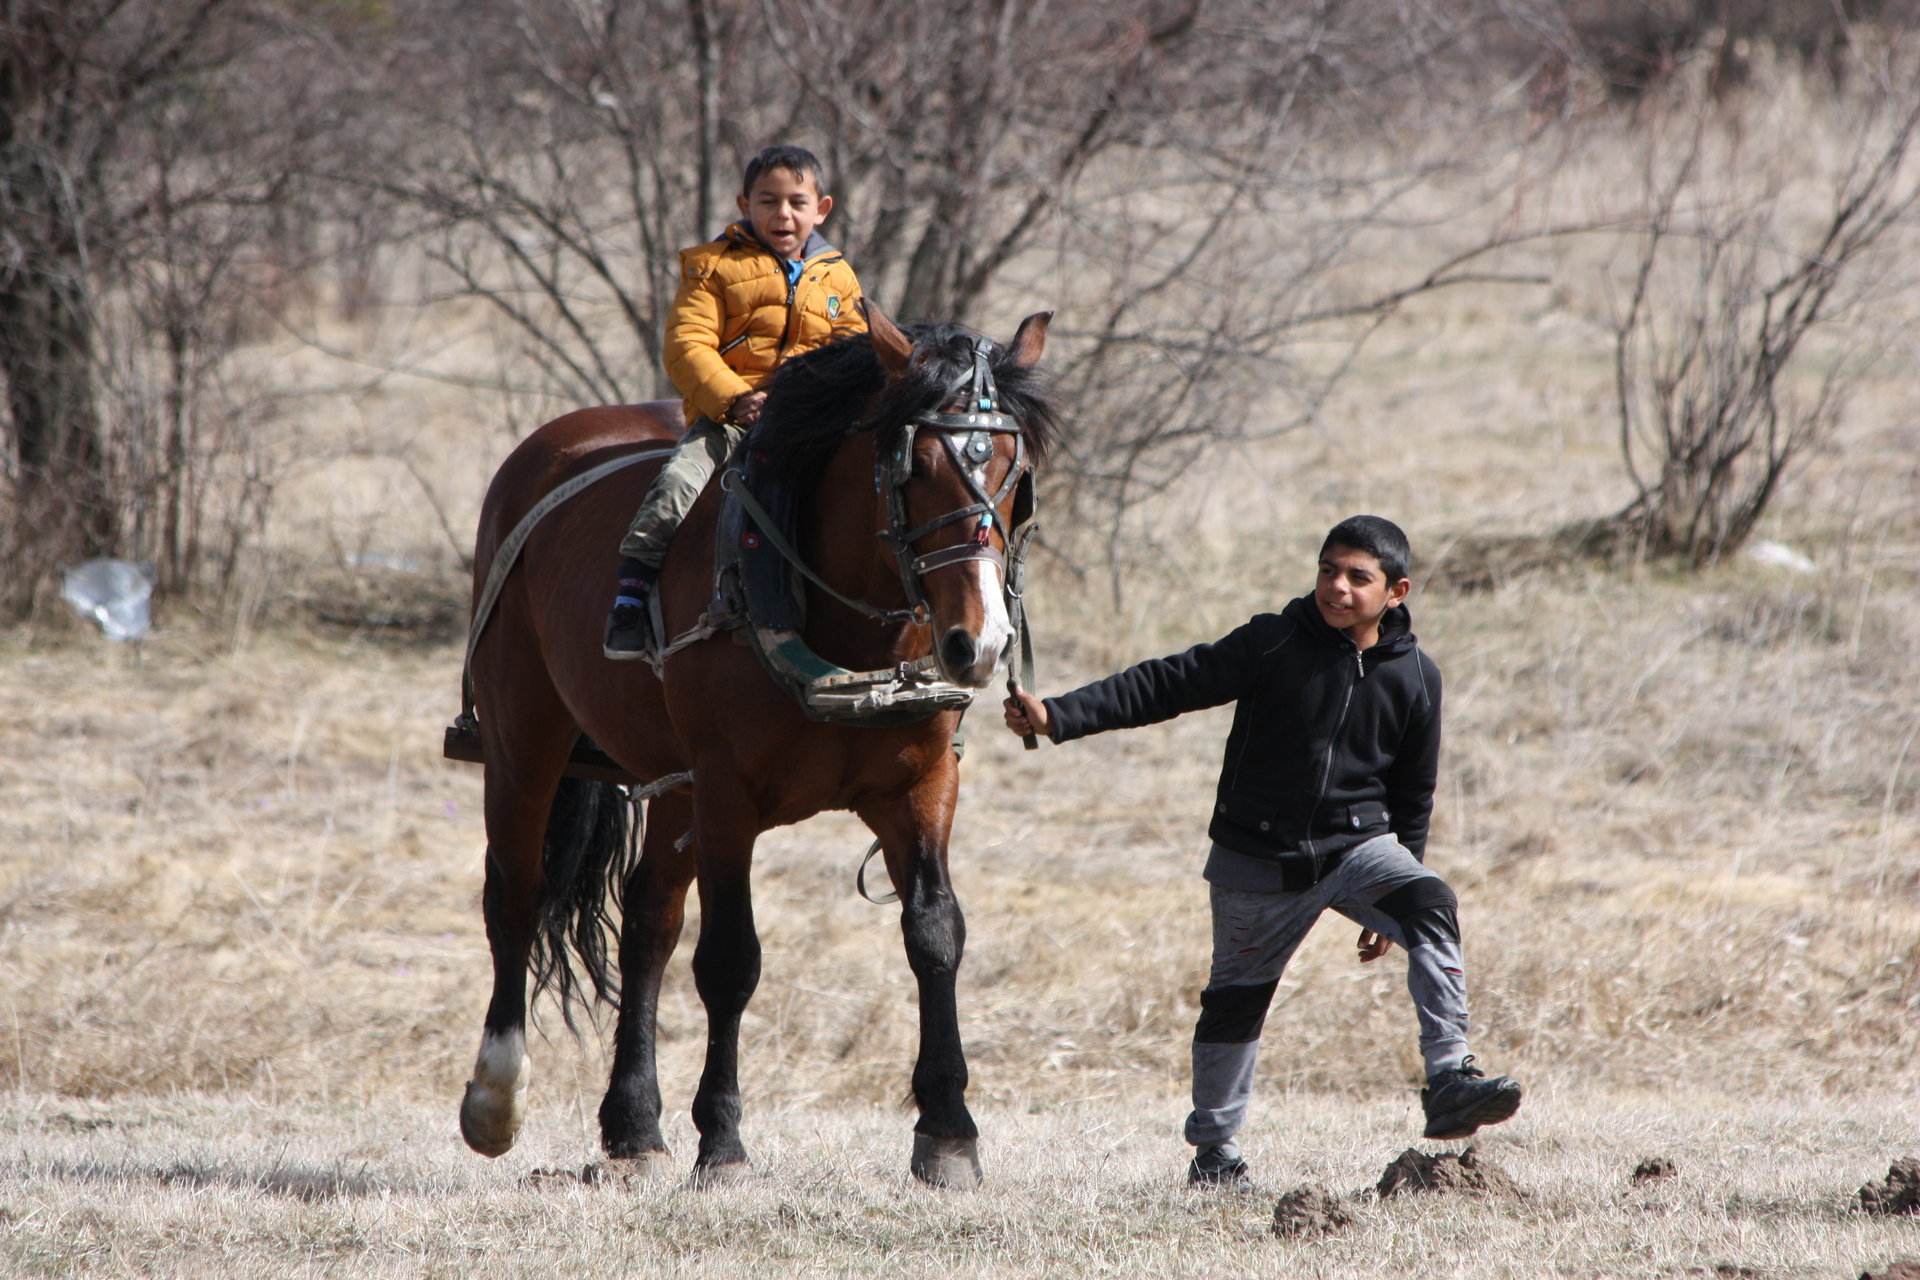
xmin=752 ymin=322 xmax=1060 ymax=485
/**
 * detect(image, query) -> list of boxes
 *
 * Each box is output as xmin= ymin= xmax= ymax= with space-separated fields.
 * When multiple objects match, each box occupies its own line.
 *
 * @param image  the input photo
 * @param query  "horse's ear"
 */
xmin=861 ymin=299 xmax=913 ymax=375
xmin=1007 ymin=311 xmax=1052 ymax=368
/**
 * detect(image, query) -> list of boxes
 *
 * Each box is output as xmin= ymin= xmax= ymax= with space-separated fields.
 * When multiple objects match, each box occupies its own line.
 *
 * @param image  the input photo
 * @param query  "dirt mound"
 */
xmin=1271 ymin=1184 xmax=1357 ymax=1238
xmin=1632 ymin=1156 xmax=1680 ymax=1184
xmin=1858 ymin=1261 xmax=1920 ymax=1280
xmin=1859 ymin=1159 xmax=1920 ymax=1216
xmin=1376 ymin=1146 xmax=1524 ymax=1200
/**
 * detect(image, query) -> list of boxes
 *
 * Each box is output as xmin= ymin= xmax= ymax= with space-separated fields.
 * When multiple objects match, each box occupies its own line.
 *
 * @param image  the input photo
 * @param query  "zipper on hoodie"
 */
xmin=1301 ymin=645 xmax=1362 ymax=873
xmin=775 ymin=252 xmax=801 ymax=360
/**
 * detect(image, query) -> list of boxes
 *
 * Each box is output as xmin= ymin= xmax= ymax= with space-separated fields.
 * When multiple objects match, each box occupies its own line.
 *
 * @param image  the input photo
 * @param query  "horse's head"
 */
xmin=864 ymin=303 xmax=1053 ymax=688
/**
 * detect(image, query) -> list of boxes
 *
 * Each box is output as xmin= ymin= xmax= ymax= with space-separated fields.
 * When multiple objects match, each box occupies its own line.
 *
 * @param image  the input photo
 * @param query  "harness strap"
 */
xmin=895 ymin=501 xmax=1000 ymax=547
xmin=721 ymin=467 xmax=925 ymax=626
xmin=461 ymin=445 xmax=674 ymax=718
xmin=857 ymin=839 xmax=897 ymax=905
xmin=912 ymin=539 xmax=1006 ymax=577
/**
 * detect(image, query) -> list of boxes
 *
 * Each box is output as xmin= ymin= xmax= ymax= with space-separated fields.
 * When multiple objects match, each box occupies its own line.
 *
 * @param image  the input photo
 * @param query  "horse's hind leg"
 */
xmin=599 ymin=788 xmax=695 ymax=1164
xmin=460 ymin=727 xmax=571 ymax=1158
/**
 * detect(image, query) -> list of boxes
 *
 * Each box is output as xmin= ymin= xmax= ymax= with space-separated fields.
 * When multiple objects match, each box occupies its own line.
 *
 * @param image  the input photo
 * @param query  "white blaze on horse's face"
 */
xmin=910 ymin=435 xmax=1021 ymax=688
xmin=951 ymin=556 xmax=1015 ymax=686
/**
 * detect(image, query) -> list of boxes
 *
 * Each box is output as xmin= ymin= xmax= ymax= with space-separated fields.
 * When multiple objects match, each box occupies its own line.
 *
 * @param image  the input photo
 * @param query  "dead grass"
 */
xmin=3 ymin=1090 xmax=1916 ymax=1278
xmin=3 ymin=57 xmax=1919 ymax=1276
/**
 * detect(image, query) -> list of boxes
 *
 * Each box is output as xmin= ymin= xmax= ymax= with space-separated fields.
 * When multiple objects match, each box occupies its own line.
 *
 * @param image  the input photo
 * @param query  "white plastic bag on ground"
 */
xmin=61 ymin=558 xmax=153 ymax=642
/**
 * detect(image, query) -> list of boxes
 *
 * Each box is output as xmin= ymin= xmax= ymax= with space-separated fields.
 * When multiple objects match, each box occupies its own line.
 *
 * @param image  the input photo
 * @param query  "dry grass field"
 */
xmin=3 ymin=69 xmax=1919 ymax=1278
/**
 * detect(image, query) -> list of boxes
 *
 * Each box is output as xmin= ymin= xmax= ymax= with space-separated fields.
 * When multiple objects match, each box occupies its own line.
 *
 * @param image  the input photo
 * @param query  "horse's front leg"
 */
xmin=599 ymin=788 xmax=695 ymax=1165
xmin=858 ymin=757 xmax=980 ymax=1188
xmin=687 ymin=769 xmax=762 ymax=1177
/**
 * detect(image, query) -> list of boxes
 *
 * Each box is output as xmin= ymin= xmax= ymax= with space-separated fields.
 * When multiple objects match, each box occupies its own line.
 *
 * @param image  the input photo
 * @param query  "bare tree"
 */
xmin=0 ymin=0 xmax=363 ymax=614
xmin=0 ymin=0 xmax=235 ymax=610
xmin=347 ymin=0 xmax=1558 ymax=583
xmin=1607 ymin=65 xmax=1920 ymax=565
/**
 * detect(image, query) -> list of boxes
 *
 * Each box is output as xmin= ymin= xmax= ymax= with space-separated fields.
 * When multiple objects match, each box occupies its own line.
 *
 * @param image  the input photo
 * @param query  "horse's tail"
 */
xmin=528 ymin=775 xmax=636 ymax=1032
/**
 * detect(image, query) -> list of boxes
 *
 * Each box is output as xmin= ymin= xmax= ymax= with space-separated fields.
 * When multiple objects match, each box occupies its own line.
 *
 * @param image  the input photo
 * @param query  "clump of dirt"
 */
xmin=1859 ymin=1159 xmax=1920 ymax=1216
xmin=525 ymin=1164 xmax=602 ymax=1187
xmin=1271 ymin=1184 xmax=1356 ymax=1239
xmin=1632 ymin=1156 xmax=1680 ymax=1184
xmin=1858 ymin=1260 xmax=1920 ymax=1280
xmin=1376 ymin=1146 xmax=1524 ymax=1200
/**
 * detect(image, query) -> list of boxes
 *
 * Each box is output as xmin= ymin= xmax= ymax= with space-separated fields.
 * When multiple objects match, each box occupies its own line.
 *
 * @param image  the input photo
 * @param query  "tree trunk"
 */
xmin=0 ymin=261 xmax=116 ymax=616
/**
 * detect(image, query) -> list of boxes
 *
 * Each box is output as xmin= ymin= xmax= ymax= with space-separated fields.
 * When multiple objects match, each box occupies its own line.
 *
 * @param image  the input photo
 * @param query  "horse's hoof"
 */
xmin=911 ymin=1134 xmax=982 ymax=1189
xmin=687 ymin=1159 xmax=758 ymax=1188
xmin=460 ymin=1030 xmax=530 ymax=1158
xmin=459 ymin=1076 xmax=527 ymax=1158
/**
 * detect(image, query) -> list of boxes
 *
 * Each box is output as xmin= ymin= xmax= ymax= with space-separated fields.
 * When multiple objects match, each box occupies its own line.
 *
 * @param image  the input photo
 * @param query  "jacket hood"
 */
xmin=726 ymin=221 xmax=839 ymax=263
xmin=1282 ymin=593 xmax=1417 ymax=656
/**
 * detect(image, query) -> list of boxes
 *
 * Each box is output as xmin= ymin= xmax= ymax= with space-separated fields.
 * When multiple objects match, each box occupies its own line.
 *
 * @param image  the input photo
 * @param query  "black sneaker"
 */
xmin=1421 ymin=1057 xmax=1523 ymax=1140
xmin=1187 ymin=1144 xmax=1255 ymax=1190
xmin=603 ymin=602 xmax=652 ymax=661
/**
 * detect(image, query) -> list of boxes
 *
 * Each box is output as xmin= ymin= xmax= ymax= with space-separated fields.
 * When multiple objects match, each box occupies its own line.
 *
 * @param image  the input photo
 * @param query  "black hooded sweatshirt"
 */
xmin=1043 ymin=594 xmax=1441 ymax=889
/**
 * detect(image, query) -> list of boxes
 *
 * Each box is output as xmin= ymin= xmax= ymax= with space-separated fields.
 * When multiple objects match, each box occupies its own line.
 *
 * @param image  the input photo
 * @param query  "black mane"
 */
xmin=751 ymin=322 xmax=1060 ymax=484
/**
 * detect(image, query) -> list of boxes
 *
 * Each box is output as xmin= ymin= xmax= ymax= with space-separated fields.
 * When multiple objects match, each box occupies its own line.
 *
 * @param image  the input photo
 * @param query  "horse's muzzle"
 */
xmin=939 ymin=625 xmax=1008 ymax=688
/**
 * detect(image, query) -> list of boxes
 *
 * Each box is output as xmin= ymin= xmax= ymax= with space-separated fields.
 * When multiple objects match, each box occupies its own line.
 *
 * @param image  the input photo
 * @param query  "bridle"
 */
xmin=719 ymin=330 xmax=1039 ymax=640
xmin=874 ymin=332 xmax=1036 ymax=626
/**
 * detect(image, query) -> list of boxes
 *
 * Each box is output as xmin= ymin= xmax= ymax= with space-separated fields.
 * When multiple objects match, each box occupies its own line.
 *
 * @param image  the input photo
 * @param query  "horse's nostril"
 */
xmin=941 ymin=629 xmax=977 ymax=673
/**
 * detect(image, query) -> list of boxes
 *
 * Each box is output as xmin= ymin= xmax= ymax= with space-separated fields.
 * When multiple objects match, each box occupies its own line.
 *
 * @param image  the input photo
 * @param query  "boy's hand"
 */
xmin=728 ymin=390 xmax=768 ymax=426
xmin=1357 ymin=929 xmax=1394 ymax=962
xmin=1002 ymin=681 xmax=1051 ymax=740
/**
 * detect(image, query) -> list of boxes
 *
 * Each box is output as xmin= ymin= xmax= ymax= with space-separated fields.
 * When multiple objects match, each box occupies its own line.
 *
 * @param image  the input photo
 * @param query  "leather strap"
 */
xmin=461 ymin=445 xmax=674 ymax=717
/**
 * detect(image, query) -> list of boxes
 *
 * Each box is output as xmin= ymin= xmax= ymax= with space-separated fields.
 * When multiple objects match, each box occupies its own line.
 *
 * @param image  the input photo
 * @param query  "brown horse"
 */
xmin=456 ymin=305 xmax=1056 ymax=1187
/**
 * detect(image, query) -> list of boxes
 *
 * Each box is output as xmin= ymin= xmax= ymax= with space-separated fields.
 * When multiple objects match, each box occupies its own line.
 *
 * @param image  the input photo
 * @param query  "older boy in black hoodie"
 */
xmin=1003 ymin=515 xmax=1521 ymax=1187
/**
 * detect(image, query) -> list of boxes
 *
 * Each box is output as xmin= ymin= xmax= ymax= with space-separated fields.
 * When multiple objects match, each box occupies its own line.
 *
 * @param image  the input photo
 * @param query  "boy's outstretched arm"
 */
xmin=1001 ymin=681 xmax=1053 ymax=741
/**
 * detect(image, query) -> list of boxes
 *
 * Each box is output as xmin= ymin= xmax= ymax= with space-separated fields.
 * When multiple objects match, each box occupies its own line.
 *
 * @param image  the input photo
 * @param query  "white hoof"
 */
xmin=459 ymin=1028 xmax=530 ymax=1158
xmin=911 ymin=1133 xmax=982 ymax=1189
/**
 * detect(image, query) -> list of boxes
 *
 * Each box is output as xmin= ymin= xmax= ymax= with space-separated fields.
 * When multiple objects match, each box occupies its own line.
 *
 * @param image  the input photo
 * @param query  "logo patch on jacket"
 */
xmin=826 ymin=295 xmax=841 ymax=318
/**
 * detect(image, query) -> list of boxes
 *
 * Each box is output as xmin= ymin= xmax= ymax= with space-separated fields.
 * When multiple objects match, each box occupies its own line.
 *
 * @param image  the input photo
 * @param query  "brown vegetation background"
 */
xmin=1 ymin=4 xmax=1917 ymax=1276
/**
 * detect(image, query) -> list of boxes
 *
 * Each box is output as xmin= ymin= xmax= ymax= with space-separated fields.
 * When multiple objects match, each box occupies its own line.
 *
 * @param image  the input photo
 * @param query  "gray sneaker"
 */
xmin=1421 ymin=1057 xmax=1523 ymax=1140
xmin=1187 ymin=1144 xmax=1255 ymax=1190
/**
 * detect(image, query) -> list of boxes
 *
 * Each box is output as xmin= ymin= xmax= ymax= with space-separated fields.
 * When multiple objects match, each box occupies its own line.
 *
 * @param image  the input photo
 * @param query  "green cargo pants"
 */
xmin=617 ymin=415 xmax=745 ymax=571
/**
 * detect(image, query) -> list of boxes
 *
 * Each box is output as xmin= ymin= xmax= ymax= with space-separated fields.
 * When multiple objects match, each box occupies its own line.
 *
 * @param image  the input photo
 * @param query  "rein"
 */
xmin=720 ymin=469 xmax=926 ymax=627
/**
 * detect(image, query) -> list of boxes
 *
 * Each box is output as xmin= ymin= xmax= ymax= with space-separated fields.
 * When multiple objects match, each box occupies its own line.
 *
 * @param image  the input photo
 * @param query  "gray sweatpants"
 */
xmin=617 ymin=416 xmax=745 ymax=569
xmin=1185 ymin=834 xmax=1470 ymax=1151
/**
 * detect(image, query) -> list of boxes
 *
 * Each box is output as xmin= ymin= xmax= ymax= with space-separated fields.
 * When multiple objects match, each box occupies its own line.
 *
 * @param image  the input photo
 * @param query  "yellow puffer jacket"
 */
xmin=663 ymin=223 xmax=867 ymax=424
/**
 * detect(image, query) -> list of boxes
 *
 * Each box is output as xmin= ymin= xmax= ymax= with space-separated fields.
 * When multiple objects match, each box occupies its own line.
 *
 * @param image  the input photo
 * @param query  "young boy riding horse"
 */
xmin=605 ymin=143 xmax=867 ymax=657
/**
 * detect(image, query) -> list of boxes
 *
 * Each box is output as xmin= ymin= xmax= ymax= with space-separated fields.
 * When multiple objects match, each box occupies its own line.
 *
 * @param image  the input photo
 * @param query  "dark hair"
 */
xmin=742 ymin=144 xmax=827 ymax=196
xmin=752 ymin=324 xmax=1059 ymax=487
xmin=1321 ymin=515 xmax=1411 ymax=583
